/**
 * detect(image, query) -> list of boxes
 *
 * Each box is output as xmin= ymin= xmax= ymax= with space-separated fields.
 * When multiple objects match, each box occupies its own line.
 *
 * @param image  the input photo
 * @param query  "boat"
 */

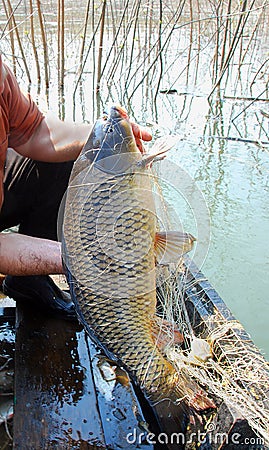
xmin=0 ymin=261 xmax=268 ymax=449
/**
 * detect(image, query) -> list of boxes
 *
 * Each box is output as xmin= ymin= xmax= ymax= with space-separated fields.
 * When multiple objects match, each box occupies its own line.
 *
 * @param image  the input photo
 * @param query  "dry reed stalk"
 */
xmin=250 ymin=57 xmax=269 ymax=94
xmin=121 ymin=0 xmax=142 ymax=92
xmin=73 ymin=0 xmax=104 ymax=120
xmin=4 ymin=0 xmax=31 ymax=84
xmin=255 ymin=112 xmax=269 ymax=142
xmin=106 ymin=0 xmax=123 ymax=74
xmin=128 ymin=0 xmax=186 ymax=100
xmin=105 ymin=1 xmax=137 ymax=83
xmin=91 ymin=0 xmax=96 ymax=113
xmin=212 ymin=1 xmax=223 ymax=84
xmin=78 ymin=0 xmax=91 ymax=79
xmin=57 ymin=0 xmax=65 ymax=119
xmin=219 ymin=0 xmax=231 ymax=73
xmin=209 ymin=0 xmax=257 ymax=96
xmin=193 ymin=0 xmax=201 ymax=85
xmin=142 ymin=0 xmax=152 ymax=99
xmin=231 ymin=86 xmax=268 ymax=123
xmin=73 ymin=18 xmax=101 ymax=98
xmin=58 ymin=0 xmax=65 ymax=91
xmin=239 ymin=2 xmax=267 ymax=95
xmin=96 ymin=0 xmax=106 ymax=93
xmin=186 ymin=0 xmax=193 ymax=84
xmin=36 ymin=0 xmax=49 ymax=93
xmin=154 ymin=0 xmax=163 ymax=106
xmin=29 ymin=0 xmax=41 ymax=88
xmin=125 ymin=0 xmax=142 ymax=90
xmin=1 ymin=0 xmax=16 ymax=73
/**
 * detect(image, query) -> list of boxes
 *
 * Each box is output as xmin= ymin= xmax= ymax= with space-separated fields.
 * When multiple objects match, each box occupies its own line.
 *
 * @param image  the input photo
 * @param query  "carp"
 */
xmin=62 ymin=105 xmax=214 ymax=411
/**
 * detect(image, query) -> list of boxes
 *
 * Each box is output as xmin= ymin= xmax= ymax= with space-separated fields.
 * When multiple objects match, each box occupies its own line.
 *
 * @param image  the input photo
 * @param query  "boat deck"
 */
xmin=0 ymin=263 xmax=268 ymax=449
xmin=0 ymin=296 xmax=158 ymax=449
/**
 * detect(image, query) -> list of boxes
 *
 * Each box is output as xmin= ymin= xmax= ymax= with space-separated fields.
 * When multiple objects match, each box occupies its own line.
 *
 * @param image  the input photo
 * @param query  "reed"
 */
xmin=96 ymin=0 xmax=106 ymax=93
xmin=2 ymin=0 xmax=31 ymax=84
xmin=78 ymin=0 xmax=91 ymax=80
xmin=209 ymin=0 xmax=255 ymax=96
xmin=1 ymin=0 xmax=16 ymax=73
xmin=36 ymin=0 xmax=49 ymax=95
xmin=29 ymin=0 xmax=41 ymax=89
xmin=1 ymin=0 xmax=268 ymax=121
xmin=58 ymin=0 xmax=65 ymax=118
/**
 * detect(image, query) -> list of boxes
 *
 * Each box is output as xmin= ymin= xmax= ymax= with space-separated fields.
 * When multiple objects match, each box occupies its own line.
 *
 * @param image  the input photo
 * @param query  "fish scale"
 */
xmin=62 ymin=105 xmax=215 ymax=410
xmin=64 ymin=169 xmax=179 ymax=399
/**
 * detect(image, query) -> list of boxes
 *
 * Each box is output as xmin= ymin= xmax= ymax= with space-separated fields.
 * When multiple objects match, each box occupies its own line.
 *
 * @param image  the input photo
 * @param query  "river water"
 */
xmin=0 ymin=0 xmax=268 ymax=358
xmin=155 ymin=94 xmax=269 ymax=360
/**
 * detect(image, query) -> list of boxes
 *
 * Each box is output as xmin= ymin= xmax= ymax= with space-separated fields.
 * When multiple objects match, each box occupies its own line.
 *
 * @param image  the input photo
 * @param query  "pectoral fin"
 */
xmin=155 ymin=231 xmax=196 ymax=265
xmin=139 ymin=136 xmax=179 ymax=167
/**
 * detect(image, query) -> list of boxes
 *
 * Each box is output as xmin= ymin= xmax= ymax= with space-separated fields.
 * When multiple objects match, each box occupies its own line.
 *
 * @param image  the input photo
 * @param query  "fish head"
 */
xmin=81 ymin=105 xmax=141 ymax=174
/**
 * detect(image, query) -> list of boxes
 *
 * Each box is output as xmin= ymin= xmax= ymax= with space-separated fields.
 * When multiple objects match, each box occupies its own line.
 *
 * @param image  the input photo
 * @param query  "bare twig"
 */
xmin=96 ymin=0 xmax=106 ymax=93
xmin=231 ymin=87 xmax=268 ymax=123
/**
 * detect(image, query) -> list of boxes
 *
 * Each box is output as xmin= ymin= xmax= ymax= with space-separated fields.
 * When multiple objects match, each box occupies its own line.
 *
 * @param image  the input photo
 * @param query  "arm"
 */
xmin=0 ymin=233 xmax=63 ymax=275
xmin=4 ymin=58 xmax=151 ymax=162
xmin=14 ymin=113 xmax=91 ymax=162
xmin=14 ymin=113 xmax=152 ymax=163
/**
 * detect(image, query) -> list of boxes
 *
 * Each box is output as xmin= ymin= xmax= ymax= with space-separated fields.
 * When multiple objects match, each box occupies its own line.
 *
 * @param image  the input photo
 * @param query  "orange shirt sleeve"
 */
xmin=0 ymin=59 xmax=44 ymax=150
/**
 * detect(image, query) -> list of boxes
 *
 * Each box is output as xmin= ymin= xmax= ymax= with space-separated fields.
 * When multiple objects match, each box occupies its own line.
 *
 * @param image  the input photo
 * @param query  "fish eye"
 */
xmin=104 ymin=124 xmax=114 ymax=133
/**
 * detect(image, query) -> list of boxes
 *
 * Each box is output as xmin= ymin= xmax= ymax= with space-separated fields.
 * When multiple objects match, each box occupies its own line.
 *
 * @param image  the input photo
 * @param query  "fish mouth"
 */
xmin=89 ymin=105 xmax=141 ymax=174
xmin=106 ymin=104 xmax=129 ymax=120
xmin=100 ymin=105 xmax=131 ymax=140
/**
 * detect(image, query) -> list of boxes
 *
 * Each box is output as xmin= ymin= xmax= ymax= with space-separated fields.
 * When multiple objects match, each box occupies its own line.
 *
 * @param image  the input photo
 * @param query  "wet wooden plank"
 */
xmin=13 ymin=304 xmax=153 ymax=450
xmin=13 ymin=305 xmax=106 ymax=449
xmin=0 ymin=300 xmax=15 ymax=449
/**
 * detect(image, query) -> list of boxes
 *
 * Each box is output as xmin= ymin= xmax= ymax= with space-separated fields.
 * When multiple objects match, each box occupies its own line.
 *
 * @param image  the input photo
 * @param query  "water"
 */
xmin=1 ymin=0 xmax=268 ymax=359
xmin=155 ymin=94 xmax=269 ymax=359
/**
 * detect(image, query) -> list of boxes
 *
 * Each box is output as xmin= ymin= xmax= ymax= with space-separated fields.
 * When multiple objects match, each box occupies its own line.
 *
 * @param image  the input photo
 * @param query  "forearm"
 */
xmin=15 ymin=113 xmax=91 ymax=162
xmin=0 ymin=233 xmax=63 ymax=275
xmin=44 ymin=112 xmax=91 ymax=161
xmin=13 ymin=108 xmax=152 ymax=163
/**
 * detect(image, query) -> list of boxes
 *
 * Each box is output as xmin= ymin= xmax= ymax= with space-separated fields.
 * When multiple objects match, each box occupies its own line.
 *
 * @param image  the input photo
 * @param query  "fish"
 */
xmin=62 ymin=105 xmax=215 ymax=411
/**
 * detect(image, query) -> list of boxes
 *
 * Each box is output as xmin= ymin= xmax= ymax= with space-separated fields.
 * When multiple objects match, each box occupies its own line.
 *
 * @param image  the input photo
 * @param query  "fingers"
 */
xmin=131 ymin=122 xmax=152 ymax=142
xmin=131 ymin=122 xmax=152 ymax=154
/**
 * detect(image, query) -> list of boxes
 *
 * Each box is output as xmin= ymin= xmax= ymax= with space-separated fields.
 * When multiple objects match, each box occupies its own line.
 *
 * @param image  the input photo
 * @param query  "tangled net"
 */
xmin=156 ymin=267 xmax=269 ymax=445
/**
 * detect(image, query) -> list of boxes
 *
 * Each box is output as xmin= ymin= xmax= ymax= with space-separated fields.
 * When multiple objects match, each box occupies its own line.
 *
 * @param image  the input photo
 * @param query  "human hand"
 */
xmin=131 ymin=122 xmax=152 ymax=154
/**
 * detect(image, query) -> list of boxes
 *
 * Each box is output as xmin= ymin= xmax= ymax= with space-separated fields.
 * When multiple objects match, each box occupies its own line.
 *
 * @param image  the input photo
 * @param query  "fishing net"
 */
xmin=155 ymin=269 xmax=269 ymax=445
xmin=151 ymin=162 xmax=269 ymax=446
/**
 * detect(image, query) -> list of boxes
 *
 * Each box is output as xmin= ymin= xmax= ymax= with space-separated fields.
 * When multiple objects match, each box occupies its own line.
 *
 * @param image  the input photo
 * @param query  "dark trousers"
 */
xmin=0 ymin=149 xmax=73 ymax=241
